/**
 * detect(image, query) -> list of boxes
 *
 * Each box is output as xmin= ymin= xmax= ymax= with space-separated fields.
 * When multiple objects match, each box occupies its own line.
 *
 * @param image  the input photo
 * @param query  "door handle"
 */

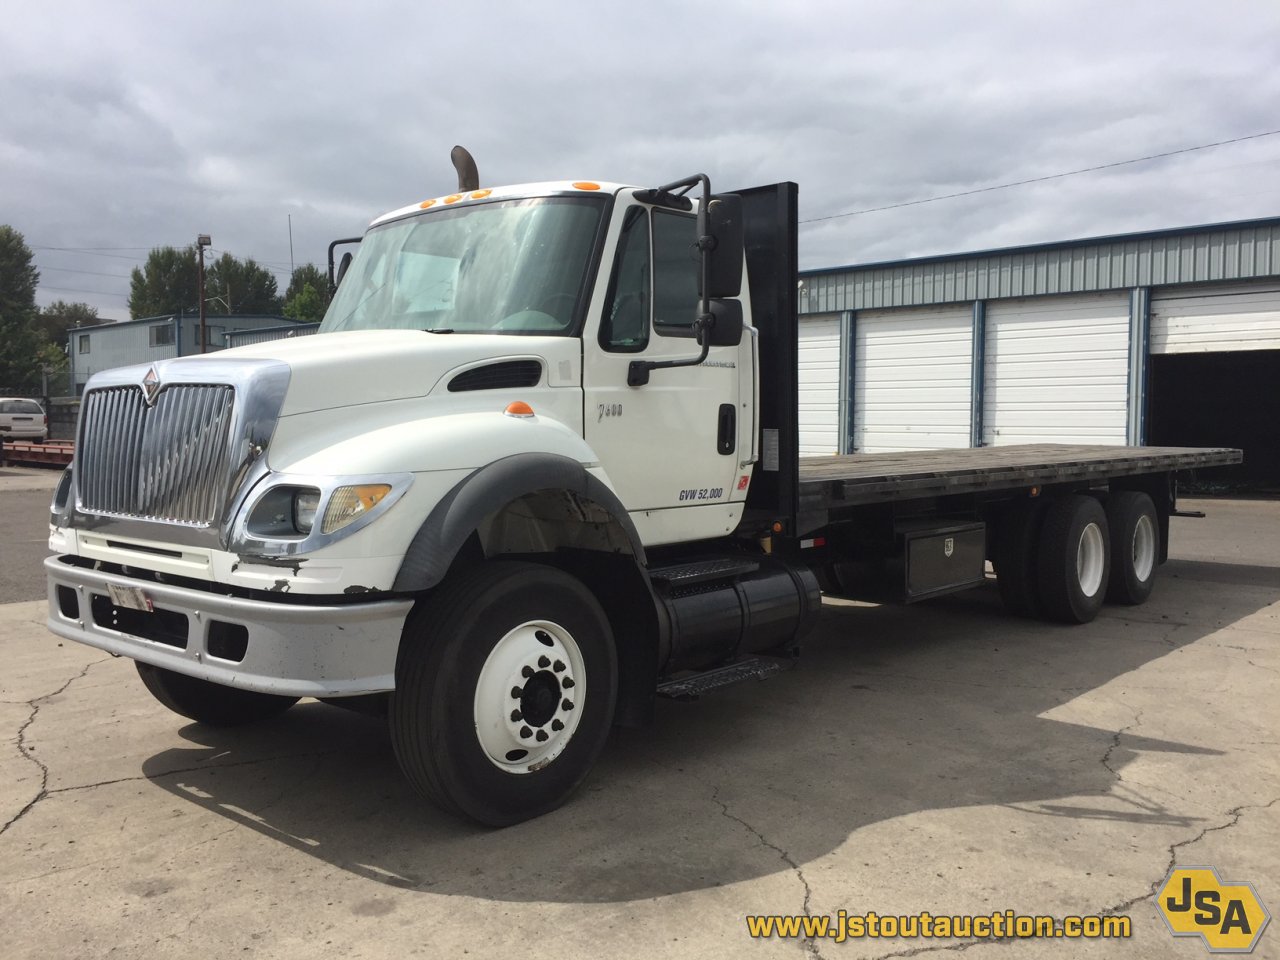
xmin=717 ymin=403 xmax=735 ymax=455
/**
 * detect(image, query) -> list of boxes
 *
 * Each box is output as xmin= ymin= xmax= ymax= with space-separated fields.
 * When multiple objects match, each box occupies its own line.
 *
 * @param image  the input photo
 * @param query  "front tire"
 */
xmin=390 ymin=561 xmax=617 ymax=826
xmin=1036 ymin=494 xmax=1111 ymax=624
xmin=135 ymin=662 xmax=299 ymax=726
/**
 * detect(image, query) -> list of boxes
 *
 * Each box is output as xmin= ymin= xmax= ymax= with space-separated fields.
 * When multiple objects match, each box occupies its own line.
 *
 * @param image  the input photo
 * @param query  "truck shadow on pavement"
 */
xmin=137 ymin=559 xmax=1275 ymax=903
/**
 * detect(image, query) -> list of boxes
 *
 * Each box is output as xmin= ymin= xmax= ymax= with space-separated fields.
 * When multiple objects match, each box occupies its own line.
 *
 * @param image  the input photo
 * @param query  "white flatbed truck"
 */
xmin=46 ymin=157 xmax=1241 ymax=824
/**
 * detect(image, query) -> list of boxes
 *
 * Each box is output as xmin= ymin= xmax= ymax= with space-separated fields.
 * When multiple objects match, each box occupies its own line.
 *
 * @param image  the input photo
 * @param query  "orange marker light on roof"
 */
xmin=419 ymin=199 xmax=436 ymax=209
xmin=572 ymin=181 xmax=601 ymax=191
xmin=443 ymin=194 xmax=463 ymax=204
xmin=504 ymin=401 xmax=535 ymax=418
xmin=470 ymin=189 xmax=492 ymax=199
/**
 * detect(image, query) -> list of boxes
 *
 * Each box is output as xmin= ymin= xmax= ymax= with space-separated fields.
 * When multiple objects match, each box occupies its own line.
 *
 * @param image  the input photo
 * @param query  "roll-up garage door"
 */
xmin=797 ymin=313 xmax=842 ymax=457
xmin=853 ymin=304 xmax=973 ymax=453
xmin=1151 ymin=281 xmax=1280 ymax=353
xmin=983 ymin=292 xmax=1129 ymax=446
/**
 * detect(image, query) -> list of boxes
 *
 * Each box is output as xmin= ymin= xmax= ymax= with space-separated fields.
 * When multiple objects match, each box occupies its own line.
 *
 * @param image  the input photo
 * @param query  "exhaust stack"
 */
xmin=451 ymin=145 xmax=479 ymax=191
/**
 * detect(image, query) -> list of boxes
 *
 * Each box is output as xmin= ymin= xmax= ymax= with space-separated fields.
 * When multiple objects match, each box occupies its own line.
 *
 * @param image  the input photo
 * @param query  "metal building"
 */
xmin=223 ymin=322 xmax=320 ymax=348
xmin=798 ymin=216 xmax=1280 ymax=483
xmin=68 ymin=314 xmax=309 ymax=394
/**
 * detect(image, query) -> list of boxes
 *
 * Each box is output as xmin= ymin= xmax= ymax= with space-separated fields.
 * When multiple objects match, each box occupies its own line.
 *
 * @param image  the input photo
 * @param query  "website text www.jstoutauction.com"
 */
xmin=746 ymin=910 xmax=1131 ymax=944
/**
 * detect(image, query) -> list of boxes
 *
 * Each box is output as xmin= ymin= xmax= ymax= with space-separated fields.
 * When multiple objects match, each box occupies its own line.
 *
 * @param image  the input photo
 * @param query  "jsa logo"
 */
xmin=1157 ymin=866 xmax=1270 ymax=953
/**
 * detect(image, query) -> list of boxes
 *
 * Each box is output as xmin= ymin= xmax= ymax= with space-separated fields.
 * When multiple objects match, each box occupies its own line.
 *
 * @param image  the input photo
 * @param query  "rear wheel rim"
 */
xmin=1076 ymin=522 xmax=1106 ymax=597
xmin=1132 ymin=514 xmax=1156 ymax=582
xmin=473 ymin=619 xmax=585 ymax=774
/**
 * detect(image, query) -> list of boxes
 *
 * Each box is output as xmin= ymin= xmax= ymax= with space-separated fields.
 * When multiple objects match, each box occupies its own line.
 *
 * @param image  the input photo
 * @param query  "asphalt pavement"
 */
xmin=0 ymin=467 xmax=59 ymax=603
xmin=0 ymin=473 xmax=1276 ymax=959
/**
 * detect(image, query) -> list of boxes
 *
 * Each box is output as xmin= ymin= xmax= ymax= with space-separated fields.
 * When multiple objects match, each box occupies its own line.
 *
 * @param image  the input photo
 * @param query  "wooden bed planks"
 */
xmin=797 ymin=444 xmax=1242 ymax=507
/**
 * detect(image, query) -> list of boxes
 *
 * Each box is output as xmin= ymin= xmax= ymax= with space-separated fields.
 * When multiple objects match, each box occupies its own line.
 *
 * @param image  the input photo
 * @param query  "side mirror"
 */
xmin=701 ymin=193 xmax=743 ymax=298
xmin=335 ymin=252 xmax=353 ymax=289
xmin=704 ymin=298 xmax=743 ymax=347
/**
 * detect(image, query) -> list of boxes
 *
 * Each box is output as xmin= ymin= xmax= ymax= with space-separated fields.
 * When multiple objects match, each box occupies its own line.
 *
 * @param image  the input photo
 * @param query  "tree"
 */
xmin=30 ymin=301 xmax=100 ymax=385
xmin=129 ymin=246 xmax=198 ymax=319
xmin=36 ymin=300 xmax=101 ymax=346
xmin=0 ymin=225 xmax=44 ymax=391
xmin=0 ymin=225 xmax=39 ymax=325
xmin=204 ymin=253 xmax=282 ymax=315
xmin=282 ymin=263 xmax=330 ymax=322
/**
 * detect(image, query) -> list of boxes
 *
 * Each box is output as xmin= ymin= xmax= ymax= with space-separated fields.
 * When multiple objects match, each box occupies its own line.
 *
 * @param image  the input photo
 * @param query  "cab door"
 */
xmin=583 ymin=198 xmax=746 ymax=545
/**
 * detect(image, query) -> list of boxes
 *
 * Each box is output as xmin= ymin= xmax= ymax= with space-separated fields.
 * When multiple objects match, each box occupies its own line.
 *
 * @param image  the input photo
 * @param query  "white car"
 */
xmin=0 ymin=397 xmax=47 ymax=442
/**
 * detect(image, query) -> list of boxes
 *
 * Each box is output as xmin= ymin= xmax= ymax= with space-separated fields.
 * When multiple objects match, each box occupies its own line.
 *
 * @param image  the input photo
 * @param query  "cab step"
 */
xmin=656 ymin=655 xmax=793 ymax=700
xmin=648 ymin=557 xmax=760 ymax=587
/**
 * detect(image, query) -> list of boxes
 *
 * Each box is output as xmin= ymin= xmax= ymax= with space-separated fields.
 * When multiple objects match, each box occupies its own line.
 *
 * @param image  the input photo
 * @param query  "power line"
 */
xmin=37 ymin=265 xmax=133 ymax=280
xmin=32 ymin=248 xmax=149 ymax=263
xmin=39 ymin=285 xmax=130 ymax=299
xmin=33 ymin=244 xmax=171 ymax=251
xmin=800 ymin=128 xmax=1280 ymax=224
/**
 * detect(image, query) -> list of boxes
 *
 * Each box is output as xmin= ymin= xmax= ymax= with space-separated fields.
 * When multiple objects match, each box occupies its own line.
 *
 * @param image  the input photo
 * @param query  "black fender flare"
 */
xmin=392 ymin=453 xmax=647 ymax=592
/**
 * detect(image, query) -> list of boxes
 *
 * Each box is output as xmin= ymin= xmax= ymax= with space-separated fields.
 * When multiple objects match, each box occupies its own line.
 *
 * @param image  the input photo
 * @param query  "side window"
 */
xmin=600 ymin=207 xmax=650 ymax=352
xmin=652 ymin=210 xmax=698 ymax=335
xmin=149 ymin=324 xmax=174 ymax=347
xmin=78 ymin=334 xmax=90 ymax=354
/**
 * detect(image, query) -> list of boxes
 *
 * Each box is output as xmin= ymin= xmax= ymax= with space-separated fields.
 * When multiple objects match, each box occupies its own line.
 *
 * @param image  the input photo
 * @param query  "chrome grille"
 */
xmin=78 ymin=384 xmax=236 ymax=525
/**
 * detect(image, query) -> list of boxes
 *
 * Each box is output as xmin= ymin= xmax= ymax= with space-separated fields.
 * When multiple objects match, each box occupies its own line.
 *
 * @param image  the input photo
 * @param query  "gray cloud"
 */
xmin=5 ymin=0 xmax=1279 ymax=320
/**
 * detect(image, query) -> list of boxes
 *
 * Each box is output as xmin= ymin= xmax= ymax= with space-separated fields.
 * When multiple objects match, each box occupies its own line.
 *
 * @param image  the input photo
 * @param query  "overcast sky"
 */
xmin=4 ymin=0 xmax=1280 ymax=321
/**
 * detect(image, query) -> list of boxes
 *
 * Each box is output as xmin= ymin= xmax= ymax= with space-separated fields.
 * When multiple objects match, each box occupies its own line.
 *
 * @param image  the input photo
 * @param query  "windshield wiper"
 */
xmin=424 ymin=328 xmax=454 ymax=334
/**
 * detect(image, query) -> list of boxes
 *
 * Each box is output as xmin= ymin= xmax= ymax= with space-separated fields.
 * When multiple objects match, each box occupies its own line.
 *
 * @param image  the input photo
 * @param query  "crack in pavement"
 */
xmin=868 ymin=937 xmax=1005 ymax=958
xmin=860 ymin=797 xmax=1280 ymax=960
xmin=1097 ymin=796 xmax=1280 ymax=919
xmin=10 ymin=754 xmax=335 ymax=886
xmin=711 ymin=786 xmax=825 ymax=960
xmin=0 ymin=656 xmax=338 ymax=844
xmin=0 ymin=656 xmax=113 ymax=839
xmin=43 ymin=750 xmax=342 ymax=797
xmin=1100 ymin=708 xmax=1144 ymax=782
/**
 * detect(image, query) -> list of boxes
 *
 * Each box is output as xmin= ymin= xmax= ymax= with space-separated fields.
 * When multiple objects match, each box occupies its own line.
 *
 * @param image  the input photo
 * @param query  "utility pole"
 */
xmin=288 ymin=214 xmax=295 ymax=277
xmin=197 ymin=234 xmax=211 ymax=354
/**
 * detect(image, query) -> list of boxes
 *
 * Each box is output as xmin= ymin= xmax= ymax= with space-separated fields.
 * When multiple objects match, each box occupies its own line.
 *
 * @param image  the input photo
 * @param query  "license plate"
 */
xmin=108 ymin=584 xmax=153 ymax=612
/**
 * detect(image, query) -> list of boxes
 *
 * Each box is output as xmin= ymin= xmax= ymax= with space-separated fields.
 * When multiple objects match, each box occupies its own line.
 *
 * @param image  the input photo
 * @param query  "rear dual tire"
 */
xmin=1104 ymin=491 xmax=1159 ymax=605
xmin=1037 ymin=494 xmax=1111 ymax=624
xmin=997 ymin=491 xmax=1160 ymax=623
xmin=993 ymin=500 xmax=1049 ymax=618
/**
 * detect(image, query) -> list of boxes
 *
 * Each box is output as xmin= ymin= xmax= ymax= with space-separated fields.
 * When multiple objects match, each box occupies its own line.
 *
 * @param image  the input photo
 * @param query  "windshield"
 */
xmin=321 ymin=196 xmax=608 ymax=336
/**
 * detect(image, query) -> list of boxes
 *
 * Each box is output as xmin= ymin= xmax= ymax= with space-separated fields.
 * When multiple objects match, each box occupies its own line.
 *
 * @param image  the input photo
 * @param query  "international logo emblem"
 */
xmin=943 ymin=537 xmax=954 ymax=558
xmin=142 ymin=366 xmax=161 ymax=406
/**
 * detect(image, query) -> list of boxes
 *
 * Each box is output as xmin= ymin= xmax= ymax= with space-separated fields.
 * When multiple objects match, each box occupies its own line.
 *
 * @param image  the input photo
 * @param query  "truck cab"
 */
xmin=47 ymin=173 xmax=818 ymax=826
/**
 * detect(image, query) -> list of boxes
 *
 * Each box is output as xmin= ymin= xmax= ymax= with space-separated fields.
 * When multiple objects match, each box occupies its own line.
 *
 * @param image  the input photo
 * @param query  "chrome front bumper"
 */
xmin=45 ymin=555 xmax=412 ymax=698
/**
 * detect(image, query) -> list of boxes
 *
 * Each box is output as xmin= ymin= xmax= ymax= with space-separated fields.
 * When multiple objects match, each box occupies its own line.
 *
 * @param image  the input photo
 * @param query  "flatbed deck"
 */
xmin=799 ymin=444 xmax=1242 ymax=510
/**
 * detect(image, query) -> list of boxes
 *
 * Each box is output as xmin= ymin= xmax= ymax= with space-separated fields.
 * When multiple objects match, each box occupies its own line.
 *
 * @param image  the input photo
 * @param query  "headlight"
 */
xmin=293 ymin=489 xmax=321 ymax=534
xmin=322 ymin=484 xmax=392 ymax=534
xmin=245 ymin=485 xmax=322 ymax=538
xmin=236 ymin=474 xmax=411 ymax=552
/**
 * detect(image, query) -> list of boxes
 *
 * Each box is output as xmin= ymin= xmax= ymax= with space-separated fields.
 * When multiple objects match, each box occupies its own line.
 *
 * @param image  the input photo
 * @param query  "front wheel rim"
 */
xmin=473 ymin=619 xmax=585 ymax=774
xmin=1132 ymin=514 xmax=1156 ymax=582
xmin=1076 ymin=521 xmax=1106 ymax=597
